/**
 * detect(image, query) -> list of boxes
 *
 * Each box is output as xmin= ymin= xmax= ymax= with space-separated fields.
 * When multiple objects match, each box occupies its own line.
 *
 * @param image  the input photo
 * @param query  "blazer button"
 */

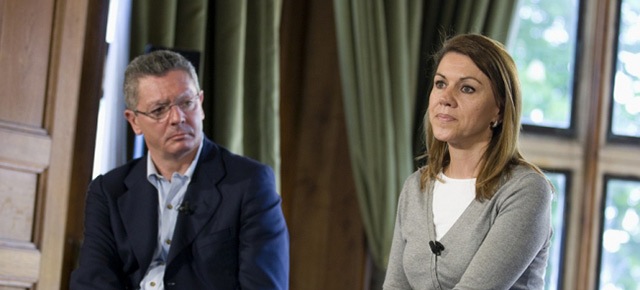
xmin=166 ymin=239 xmax=171 ymax=244
xmin=167 ymin=204 xmax=173 ymax=209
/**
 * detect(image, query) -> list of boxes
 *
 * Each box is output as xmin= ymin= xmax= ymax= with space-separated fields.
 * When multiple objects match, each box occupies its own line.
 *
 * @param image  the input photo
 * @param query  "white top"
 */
xmin=432 ymin=173 xmax=475 ymax=240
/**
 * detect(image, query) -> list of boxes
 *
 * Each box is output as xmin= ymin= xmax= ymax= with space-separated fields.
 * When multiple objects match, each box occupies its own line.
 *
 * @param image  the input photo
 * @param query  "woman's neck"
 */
xmin=445 ymin=143 xmax=487 ymax=179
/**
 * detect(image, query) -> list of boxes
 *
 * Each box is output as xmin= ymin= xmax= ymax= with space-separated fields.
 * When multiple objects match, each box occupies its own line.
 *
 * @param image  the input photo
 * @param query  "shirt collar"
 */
xmin=146 ymin=138 xmax=204 ymax=181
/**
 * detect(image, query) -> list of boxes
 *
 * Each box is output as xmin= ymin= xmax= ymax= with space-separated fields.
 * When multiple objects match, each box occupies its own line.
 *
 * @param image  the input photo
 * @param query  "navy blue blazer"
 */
xmin=70 ymin=138 xmax=289 ymax=289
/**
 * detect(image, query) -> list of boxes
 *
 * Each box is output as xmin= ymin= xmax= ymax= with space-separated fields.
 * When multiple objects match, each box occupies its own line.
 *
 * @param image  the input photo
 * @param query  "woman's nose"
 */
xmin=438 ymin=89 xmax=456 ymax=107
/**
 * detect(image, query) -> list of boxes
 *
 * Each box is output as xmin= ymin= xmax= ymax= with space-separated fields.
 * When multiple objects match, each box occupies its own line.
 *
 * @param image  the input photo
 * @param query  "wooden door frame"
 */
xmin=32 ymin=0 xmax=108 ymax=288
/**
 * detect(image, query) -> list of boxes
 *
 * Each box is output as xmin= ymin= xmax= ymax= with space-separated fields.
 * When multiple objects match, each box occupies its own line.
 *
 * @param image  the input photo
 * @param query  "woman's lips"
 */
xmin=436 ymin=113 xmax=456 ymax=121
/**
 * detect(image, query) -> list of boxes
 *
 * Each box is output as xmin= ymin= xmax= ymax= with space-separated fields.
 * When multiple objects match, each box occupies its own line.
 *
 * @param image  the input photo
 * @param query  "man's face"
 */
xmin=124 ymin=69 xmax=204 ymax=162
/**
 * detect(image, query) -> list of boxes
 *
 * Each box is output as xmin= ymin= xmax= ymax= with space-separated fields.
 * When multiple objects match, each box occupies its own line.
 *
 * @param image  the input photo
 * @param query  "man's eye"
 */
xmin=461 ymin=86 xmax=475 ymax=94
xmin=151 ymin=106 xmax=168 ymax=115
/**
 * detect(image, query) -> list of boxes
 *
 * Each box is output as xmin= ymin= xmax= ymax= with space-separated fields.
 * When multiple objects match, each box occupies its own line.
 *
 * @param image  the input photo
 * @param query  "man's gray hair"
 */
xmin=123 ymin=50 xmax=200 ymax=110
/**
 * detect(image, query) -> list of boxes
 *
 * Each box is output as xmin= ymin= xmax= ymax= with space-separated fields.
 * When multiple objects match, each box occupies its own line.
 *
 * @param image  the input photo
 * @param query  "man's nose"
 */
xmin=168 ymin=105 xmax=186 ymax=124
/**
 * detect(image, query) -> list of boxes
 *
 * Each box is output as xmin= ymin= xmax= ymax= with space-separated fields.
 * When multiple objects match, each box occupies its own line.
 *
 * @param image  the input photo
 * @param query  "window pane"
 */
xmin=610 ymin=0 xmax=640 ymax=138
xmin=599 ymin=178 xmax=640 ymax=290
xmin=544 ymin=171 xmax=569 ymax=290
xmin=508 ymin=0 xmax=580 ymax=129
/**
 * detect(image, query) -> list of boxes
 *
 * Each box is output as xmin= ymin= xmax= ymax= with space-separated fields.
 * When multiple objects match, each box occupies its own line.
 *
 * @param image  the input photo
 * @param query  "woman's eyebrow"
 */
xmin=460 ymin=76 xmax=483 ymax=84
xmin=435 ymin=72 xmax=483 ymax=85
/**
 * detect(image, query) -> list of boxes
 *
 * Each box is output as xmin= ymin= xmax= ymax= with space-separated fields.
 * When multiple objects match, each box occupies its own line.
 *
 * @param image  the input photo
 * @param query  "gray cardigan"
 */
xmin=383 ymin=165 xmax=553 ymax=290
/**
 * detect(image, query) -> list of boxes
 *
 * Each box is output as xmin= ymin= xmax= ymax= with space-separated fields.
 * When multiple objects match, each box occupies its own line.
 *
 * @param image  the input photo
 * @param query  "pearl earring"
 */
xmin=491 ymin=121 xmax=500 ymax=128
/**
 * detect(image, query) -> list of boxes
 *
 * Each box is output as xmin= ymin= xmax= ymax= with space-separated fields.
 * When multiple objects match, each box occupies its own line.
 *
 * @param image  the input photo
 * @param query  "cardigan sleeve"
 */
xmin=454 ymin=172 xmax=553 ymax=290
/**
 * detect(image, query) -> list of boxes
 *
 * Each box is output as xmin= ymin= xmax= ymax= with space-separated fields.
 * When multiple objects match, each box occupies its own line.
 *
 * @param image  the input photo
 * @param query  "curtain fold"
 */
xmin=129 ymin=0 xmax=282 ymax=185
xmin=413 ymin=0 xmax=517 ymax=160
xmin=333 ymin=0 xmax=423 ymax=269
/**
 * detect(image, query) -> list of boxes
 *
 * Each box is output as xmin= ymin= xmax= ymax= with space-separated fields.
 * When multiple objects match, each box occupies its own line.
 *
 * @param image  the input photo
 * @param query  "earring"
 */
xmin=491 ymin=121 xmax=500 ymax=128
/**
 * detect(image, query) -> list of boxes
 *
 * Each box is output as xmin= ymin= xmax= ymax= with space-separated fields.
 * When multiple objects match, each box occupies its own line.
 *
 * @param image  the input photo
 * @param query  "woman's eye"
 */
xmin=434 ymin=81 xmax=446 ymax=89
xmin=461 ymin=86 xmax=475 ymax=94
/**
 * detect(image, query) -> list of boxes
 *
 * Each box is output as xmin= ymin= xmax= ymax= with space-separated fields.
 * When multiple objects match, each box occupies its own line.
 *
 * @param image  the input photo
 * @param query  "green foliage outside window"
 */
xmin=611 ymin=0 xmax=640 ymax=138
xmin=599 ymin=178 xmax=640 ymax=290
xmin=508 ymin=0 xmax=580 ymax=129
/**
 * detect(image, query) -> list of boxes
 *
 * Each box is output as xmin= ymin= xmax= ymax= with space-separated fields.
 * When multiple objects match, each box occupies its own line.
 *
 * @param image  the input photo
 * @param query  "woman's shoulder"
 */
xmin=402 ymin=168 xmax=426 ymax=190
xmin=497 ymin=163 xmax=553 ymax=201
xmin=508 ymin=163 xmax=548 ymax=184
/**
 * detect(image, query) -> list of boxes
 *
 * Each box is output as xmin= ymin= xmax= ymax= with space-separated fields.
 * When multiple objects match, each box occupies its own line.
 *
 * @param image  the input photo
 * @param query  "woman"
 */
xmin=383 ymin=34 xmax=553 ymax=290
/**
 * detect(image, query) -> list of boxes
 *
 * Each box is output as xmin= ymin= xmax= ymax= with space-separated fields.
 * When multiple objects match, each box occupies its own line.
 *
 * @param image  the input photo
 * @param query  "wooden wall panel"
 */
xmin=0 ymin=246 xmax=40 ymax=287
xmin=0 ymin=0 xmax=56 ymax=288
xmin=34 ymin=0 xmax=90 ymax=288
xmin=0 ymin=121 xmax=51 ymax=173
xmin=0 ymin=0 xmax=101 ymax=288
xmin=281 ymin=0 xmax=366 ymax=289
xmin=0 ymin=168 xmax=37 ymax=241
xmin=0 ymin=0 xmax=55 ymax=127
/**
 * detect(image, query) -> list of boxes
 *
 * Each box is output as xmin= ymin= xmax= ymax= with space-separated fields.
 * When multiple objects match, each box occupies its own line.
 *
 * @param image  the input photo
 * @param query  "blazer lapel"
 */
xmin=118 ymin=159 xmax=158 ymax=272
xmin=166 ymin=139 xmax=225 ymax=265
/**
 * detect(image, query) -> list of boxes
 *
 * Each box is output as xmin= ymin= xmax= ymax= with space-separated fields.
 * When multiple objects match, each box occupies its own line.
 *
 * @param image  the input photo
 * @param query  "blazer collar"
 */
xmin=119 ymin=158 xmax=159 ymax=272
xmin=166 ymin=137 xmax=226 ymax=264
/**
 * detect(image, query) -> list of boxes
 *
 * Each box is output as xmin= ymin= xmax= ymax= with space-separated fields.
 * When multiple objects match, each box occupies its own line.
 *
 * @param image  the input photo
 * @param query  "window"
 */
xmin=608 ymin=0 xmax=640 ymax=140
xmin=511 ymin=0 xmax=640 ymax=289
xmin=508 ymin=0 xmax=581 ymax=132
xmin=544 ymin=170 xmax=571 ymax=290
xmin=598 ymin=176 xmax=640 ymax=290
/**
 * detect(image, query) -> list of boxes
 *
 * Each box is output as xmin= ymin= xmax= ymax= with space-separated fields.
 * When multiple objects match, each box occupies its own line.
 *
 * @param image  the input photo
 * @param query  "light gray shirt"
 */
xmin=139 ymin=140 xmax=203 ymax=290
xmin=383 ymin=165 xmax=553 ymax=290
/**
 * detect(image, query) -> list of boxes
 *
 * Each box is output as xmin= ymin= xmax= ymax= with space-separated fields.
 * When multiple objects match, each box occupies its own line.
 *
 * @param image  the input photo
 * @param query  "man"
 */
xmin=70 ymin=50 xmax=289 ymax=289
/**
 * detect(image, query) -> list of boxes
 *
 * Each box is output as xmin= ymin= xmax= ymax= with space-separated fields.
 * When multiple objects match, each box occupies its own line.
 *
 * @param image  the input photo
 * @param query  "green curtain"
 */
xmin=413 ymin=0 xmax=517 ymax=160
xmin=130 ymin=0 xmax=282 ymax=184
xmin=333 ymin=0 xmax=424 ymax=269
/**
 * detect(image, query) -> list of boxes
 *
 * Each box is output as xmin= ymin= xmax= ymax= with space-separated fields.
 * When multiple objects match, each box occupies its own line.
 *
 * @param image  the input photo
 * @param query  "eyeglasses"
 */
xmin=134 ymin=91 xmax=201 ymax=121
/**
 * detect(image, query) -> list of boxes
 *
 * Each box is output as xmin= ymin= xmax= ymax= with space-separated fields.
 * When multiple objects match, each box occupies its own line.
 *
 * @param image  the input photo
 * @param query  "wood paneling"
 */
xmin=0 ymin=246 xmax=40 ymax=287
xmin=34 ymin=0 xmax=90 ymax=288
xmin=281 ymin=0 xmax=366 ymax=289
xmin=0 ymin=0 xmax=55 ymax=127
xmin=0 ymin=121 xmax=51 ymax=173
xmin=0 ymin=0 xmax=56 ymax=288
xmin=0 ymin=0 xmax=101 ymax=288
xmin=0 ymin=168 xmax=37 ymax=241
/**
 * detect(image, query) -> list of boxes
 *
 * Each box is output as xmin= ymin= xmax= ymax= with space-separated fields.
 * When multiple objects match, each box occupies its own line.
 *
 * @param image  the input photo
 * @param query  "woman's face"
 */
xmin=428 ymin=52 xmax=501 ymax=150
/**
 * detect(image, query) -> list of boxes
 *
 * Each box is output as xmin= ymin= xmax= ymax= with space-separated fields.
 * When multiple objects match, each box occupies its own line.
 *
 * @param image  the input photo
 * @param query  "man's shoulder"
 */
xmin=202 ymin=140 xmax=270 ymax=172
xmin=98 ymin=157 xmax=145 ymax=183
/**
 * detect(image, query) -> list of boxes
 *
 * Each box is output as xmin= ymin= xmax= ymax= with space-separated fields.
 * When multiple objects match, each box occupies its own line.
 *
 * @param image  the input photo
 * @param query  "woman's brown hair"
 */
xmin=420 ymin=34 xmax=544 ymax=201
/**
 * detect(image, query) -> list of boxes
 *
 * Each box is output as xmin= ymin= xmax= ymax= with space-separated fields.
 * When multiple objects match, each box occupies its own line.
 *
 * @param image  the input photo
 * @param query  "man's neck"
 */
xmin=150 ymin=148 xmax=199 ymax=181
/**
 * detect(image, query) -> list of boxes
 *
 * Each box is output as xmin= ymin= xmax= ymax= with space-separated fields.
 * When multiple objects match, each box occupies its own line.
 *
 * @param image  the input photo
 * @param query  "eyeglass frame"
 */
xmin=133 ymin=90 xmax=203 ymax=121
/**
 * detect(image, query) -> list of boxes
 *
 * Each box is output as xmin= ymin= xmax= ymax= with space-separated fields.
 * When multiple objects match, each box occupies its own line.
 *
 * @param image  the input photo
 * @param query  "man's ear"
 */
xmin=124 ymin=110 xmax=143 ymax=135
xmin=199 ymin=91 xmax=205 ymax=120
